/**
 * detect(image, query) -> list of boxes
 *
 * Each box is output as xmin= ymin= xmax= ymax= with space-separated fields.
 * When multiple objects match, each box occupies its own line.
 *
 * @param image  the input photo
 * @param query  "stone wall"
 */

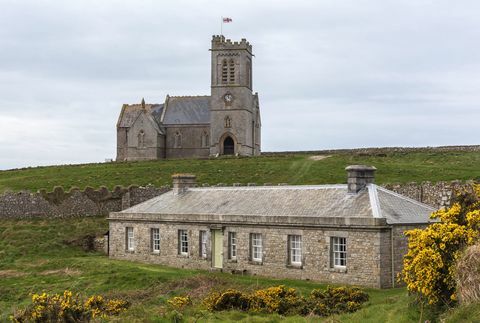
xmin=0 ymin=179 xmax=476 ymax=218
xmin=0 ymin=185 xmax=169 ymax=218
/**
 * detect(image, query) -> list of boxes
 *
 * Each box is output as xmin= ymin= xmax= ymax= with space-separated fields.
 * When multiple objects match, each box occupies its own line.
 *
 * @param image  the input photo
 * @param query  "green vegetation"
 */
xmin=1 ymin=217 xmax=478 ymax=322
xmin=1 ymin=151 xmax=480 ymax=192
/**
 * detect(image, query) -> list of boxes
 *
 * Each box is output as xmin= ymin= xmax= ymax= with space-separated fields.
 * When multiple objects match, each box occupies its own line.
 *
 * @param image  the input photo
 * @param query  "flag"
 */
xmin=223 ymin=17 xmax=232 ymax=23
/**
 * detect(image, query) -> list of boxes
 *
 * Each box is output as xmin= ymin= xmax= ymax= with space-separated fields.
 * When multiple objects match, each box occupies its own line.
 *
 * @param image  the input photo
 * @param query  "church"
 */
xmin=116 ymin=35 xmax=261 ymax=161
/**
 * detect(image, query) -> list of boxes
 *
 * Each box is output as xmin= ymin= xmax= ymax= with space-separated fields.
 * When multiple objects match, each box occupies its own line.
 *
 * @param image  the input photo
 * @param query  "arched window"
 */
xmin=221 ymin=60 xmax=228 ymax=84
xmin=224 ymin=116 xmax=232 ymax=128
xmin=229 ymin=59 xmax=235 ymax=84
xmin=246 ymin=59 xmax=251 ymax=88
xmin=174 ymin=131 xmax=182 ymax=148
xmin=201 ymin=131 xmax=209 ymax=148
xmin=137 ymin=130 xmax=145 ymax=148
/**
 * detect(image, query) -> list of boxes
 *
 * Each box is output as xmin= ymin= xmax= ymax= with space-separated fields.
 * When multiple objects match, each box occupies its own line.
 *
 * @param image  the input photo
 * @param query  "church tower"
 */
xmin=209 ymin=35 xmax=261 ymax=156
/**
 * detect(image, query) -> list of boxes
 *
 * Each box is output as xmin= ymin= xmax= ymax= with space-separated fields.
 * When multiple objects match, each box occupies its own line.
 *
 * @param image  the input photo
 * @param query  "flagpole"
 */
xmin=220 ymin=16 xmax=223 ymax=35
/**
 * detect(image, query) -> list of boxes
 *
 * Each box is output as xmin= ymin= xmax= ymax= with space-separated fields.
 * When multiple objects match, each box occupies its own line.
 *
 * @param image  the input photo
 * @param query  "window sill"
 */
xmin=286 ymin=264 xmax=303 ymax=270
xmin=151 ymin=251 xmax=160 ymax=255
xmin=177 ymin=254 xmax=189 ymax=258
xmin=126 ymin=250 xmax=135 ymax=254
xmin=329 ymin=267 xmax=347 ymax=273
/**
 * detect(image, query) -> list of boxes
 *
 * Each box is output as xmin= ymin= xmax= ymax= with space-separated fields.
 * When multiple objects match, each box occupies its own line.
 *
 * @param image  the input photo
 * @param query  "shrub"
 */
xmin=401 ymin=185 xmax=480 ymax=305
xmin=167 ymin=296 xmax=192 ymax=310
xmin=202 ymin=285 xmax=368 ymax=317
xmin=11 ymin=290 xmax=129 ymax=322
xmin=309 ymin=286 xmax=369 ymax=316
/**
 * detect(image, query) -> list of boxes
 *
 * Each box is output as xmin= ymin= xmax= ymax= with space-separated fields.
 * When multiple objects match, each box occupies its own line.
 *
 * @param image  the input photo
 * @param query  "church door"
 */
xmin=223 ymin=136 xmax=234 ymax=155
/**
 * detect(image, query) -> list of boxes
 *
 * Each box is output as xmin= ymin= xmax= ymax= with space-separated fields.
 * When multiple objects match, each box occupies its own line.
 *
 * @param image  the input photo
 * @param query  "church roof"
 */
xmin=162 ymin=96 xmax=210 ymax=125
xmin=111 ymin=184 xmax=436 ymax=226
xmin=117 ymin=104 xmax=164 ymax=128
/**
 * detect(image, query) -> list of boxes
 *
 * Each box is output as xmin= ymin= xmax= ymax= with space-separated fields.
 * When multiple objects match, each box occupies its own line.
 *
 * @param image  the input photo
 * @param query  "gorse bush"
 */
xmin=167 ymin=296 xmax=192 ymax=310
xmin=10 ymin=290 xmax=129 ymax=322
xmin=401 ymin=185 xmax=480 ymax=306
xmin=201 ymin=285 xmax=369 ymax=317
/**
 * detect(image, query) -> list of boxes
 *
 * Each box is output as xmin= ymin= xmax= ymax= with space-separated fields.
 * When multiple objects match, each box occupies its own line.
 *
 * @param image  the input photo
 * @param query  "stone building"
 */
xmin=116 ymin=35 xmax=261 ymax=161
xmin=108 ymin=166 xmax=436 ymax=288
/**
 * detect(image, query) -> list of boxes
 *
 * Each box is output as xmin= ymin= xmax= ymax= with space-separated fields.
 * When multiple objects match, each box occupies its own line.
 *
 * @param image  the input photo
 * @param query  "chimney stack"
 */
xmin=345 ymin=165 xmax=376 ymax=194
xmin=172 ymin=174 xmax=196 ymax=195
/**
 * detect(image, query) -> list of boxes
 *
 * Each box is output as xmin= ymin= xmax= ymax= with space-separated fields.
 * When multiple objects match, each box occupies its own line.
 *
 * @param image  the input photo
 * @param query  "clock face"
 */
xmin=224 ymin=93 xmax=233 ymax=103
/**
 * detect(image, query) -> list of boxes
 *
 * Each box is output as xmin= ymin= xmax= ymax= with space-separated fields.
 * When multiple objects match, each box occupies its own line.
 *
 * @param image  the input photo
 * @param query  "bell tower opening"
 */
xmin=223 ymin=136 xmax=235 ymax=155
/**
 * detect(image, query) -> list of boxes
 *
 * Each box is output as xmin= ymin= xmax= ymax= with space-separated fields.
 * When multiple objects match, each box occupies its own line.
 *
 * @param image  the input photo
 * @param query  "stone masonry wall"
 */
xmin=109 ymin=220 xmax=386 ymax=288
xmin=0 ymin=185 xmax=169 ymax=218
xmin=0 ymin=179 xmax=476 ymax=218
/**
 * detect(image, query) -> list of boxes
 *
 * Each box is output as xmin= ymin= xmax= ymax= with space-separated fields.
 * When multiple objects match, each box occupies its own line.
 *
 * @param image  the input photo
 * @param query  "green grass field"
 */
xmin=0 ymin=217 xmax=478 ymax=322
xmin=1 ymin=150 xmax=479 ymax=192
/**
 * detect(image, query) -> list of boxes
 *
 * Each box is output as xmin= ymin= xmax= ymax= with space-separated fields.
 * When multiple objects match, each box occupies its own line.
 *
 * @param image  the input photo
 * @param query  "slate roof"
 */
xmin=117 ymin=96 xmax=211 ymax=130
xmin=114 ymin=184 xmax=436 ymax=225
xmin=163 ymin=96 xmax=210 ymax=125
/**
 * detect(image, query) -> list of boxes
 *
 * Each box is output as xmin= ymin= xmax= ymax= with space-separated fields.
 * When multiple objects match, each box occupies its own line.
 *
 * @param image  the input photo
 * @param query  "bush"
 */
xmin=401 ymin=185 xmax=480 ymax=305
xmin=11 ymin=290 xmax=129 ymax=322
xmin=202 ymin=285 xmax=368 ymax=317
xmin=167 ymin=296 xmax=192 ymax=310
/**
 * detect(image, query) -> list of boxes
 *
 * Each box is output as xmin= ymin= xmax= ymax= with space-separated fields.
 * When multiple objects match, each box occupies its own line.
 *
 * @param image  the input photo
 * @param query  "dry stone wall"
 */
xmin=0 ymin=180 xmax=476 ymax=218
xmin=0 ymin=185 xmax=169 ymax=218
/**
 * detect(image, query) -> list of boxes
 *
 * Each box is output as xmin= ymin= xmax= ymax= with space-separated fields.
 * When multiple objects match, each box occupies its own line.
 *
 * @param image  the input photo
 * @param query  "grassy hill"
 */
xmin=0 ymin=217 xmax=478 ymax=322
xmin=1 ymin=150 xmax=480 ymax=192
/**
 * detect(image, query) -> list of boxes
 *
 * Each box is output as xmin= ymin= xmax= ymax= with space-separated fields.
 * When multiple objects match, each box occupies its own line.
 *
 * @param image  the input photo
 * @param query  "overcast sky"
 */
xmin=0 ymin=0 xmax=479 ymax=170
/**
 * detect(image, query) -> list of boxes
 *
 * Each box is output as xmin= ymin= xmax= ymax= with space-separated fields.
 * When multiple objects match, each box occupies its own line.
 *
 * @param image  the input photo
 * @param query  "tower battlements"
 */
xmin=211 ymin=35 xmax=252 ymax=52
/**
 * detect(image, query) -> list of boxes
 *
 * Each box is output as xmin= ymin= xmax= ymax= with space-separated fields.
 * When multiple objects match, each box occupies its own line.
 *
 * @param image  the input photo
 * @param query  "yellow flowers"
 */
xmin=10 ymin=290 xmax=129 ymax=322
xmin=401 ymin=185 xmax=480 ymax=305
xmin=167 ymin=296 xmax=192 ymax=310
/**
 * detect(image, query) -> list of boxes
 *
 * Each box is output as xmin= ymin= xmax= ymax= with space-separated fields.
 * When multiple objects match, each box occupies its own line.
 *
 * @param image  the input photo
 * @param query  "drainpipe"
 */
xmin=391 ymin=227 xmax=395 ymax=288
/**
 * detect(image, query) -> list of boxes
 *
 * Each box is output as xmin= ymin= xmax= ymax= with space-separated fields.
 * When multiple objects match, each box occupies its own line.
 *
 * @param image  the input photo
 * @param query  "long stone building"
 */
xmin=108 ymin=166 xmax=435 ymax=288
xmin=116 ymin=35 xmax=261 ymax=161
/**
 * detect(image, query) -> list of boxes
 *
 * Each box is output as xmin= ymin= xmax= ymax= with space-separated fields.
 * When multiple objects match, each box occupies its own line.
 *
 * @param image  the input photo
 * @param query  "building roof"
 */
xmin=117 ymin=104 xmax=164 ymax=129
xmin=111 ymin=184 xmax=436 ymax=226
xmin=162 ymin=96 xmax=210 ymax=125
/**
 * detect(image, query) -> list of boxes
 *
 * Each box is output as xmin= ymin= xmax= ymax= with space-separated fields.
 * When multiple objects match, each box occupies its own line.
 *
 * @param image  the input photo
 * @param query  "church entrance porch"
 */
xmin=223 ymin=137 xmax=235 ymax=155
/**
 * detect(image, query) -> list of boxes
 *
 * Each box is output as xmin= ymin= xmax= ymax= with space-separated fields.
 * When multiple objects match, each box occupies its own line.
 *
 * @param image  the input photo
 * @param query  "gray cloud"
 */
xmin=0 ymin=0 xmax=479 ymax=170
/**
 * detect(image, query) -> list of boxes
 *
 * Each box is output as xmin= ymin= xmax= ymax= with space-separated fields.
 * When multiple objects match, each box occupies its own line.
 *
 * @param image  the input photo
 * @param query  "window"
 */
xmin=225 ymin=116 xmax=231 ymax=128
xmin=138 ymin=130 xmax=145 ymax=148
xmin=289 ymin=235 xmax=302 ymax=266
xmin=126 ymin=227 xmax=134 ymax=251
xmin=229 ymin=59 xmax=235 ymax=83
xmin=228 ymin=232 xmax=237 ymax=260
xmin=152 ymin=228 xmax=160 ymax=253
xmin=250 ymin=233 xmax=262 ymax=262
xmin=331 ymin=237 xmax=347 ymax=268
xmin=221 ymin=59 xmax=228 ymax=84
xmin=201 ymin=131 xmax=209 ymax=148
xmin=174 ymin=131 xmax=182 ymax=148
xmin=179 ymin=230 xmax=189 ymax=255
xmin=199 ymin=230 xmax=207 ymax=258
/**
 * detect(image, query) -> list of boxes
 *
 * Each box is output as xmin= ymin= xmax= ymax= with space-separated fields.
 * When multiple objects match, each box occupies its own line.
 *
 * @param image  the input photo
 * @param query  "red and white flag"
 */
xmin=223 ymin=17 xmax=232 ymax=23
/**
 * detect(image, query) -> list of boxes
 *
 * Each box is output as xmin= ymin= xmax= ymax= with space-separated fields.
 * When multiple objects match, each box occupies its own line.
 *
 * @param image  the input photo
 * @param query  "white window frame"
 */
xmin=200 ymin=230 xmax=207 ymax=258
xmin=179 ymin=230 xmax=189 ymax=256
xmin=228 ymin=232 xmax=237 ymax=260
xmin=251 ymin=233 xmax=262 ymax=262
xmin=152 ymin=228 xmax=160 ymax=253
xmin=126 ymin=227 xmax=134 ymax=251
xmin=289 ymin=235 xmax=302 ymax=266
xmin=331 ymin=237 xmax=347 ymax=269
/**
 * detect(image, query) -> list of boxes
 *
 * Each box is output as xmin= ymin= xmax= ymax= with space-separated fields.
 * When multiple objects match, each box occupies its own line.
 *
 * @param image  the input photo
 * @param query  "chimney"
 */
xmin=172 ymin=174 xmax=196 ymax=195
xmin=345 ymin=165 xmax=376 ymax=194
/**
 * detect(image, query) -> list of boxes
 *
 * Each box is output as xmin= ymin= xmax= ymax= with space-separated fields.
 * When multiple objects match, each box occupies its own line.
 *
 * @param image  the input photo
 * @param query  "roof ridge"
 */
xmin=189 ymin=184 xmax=348 ymax=191
xmin=374 ymin=184 xmax=437 ymax=210
xmin=169 ymin=95 xmax=210 ymax=98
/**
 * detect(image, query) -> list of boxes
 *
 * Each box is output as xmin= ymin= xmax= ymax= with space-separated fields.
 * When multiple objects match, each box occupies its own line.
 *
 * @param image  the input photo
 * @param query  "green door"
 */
xmin=212 ymin=230 xmax=223 ymax=269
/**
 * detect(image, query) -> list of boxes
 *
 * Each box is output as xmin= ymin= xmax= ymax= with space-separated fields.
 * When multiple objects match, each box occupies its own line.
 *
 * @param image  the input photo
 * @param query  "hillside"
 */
xmin=1 ymin=149 xmax=479 ymax=192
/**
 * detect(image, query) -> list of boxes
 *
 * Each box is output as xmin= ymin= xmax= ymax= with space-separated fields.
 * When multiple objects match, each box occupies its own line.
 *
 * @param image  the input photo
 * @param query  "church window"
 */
xmin=221 ymin=59 xmax=228 ymax=84
xmin=229 ymin=59 xmax=235 ymax=84
xmin=174 ymin=131 xmax=182 ymax=148
xmin=246 ymin=59 xmax=251 ymax=88
xmin=138 ymin=130 xmax=145 ymax=148
xmin=201 ymin=131 xmax=209 ymax=148
xmin=225 ymin=116 xmax=232 ymax=128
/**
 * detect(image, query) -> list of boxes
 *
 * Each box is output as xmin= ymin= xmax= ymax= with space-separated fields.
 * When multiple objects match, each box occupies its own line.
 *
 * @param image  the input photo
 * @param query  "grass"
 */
xmin=1 ymin=217 xmax=478 ymax=322
xmin=1 ymin=150 xmax=480 ymax=192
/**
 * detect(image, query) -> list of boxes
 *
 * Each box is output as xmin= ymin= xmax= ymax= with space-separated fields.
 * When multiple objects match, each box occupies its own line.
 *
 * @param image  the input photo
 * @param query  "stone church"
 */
xmin=116 ymin=35 xmax=261 ymax=161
